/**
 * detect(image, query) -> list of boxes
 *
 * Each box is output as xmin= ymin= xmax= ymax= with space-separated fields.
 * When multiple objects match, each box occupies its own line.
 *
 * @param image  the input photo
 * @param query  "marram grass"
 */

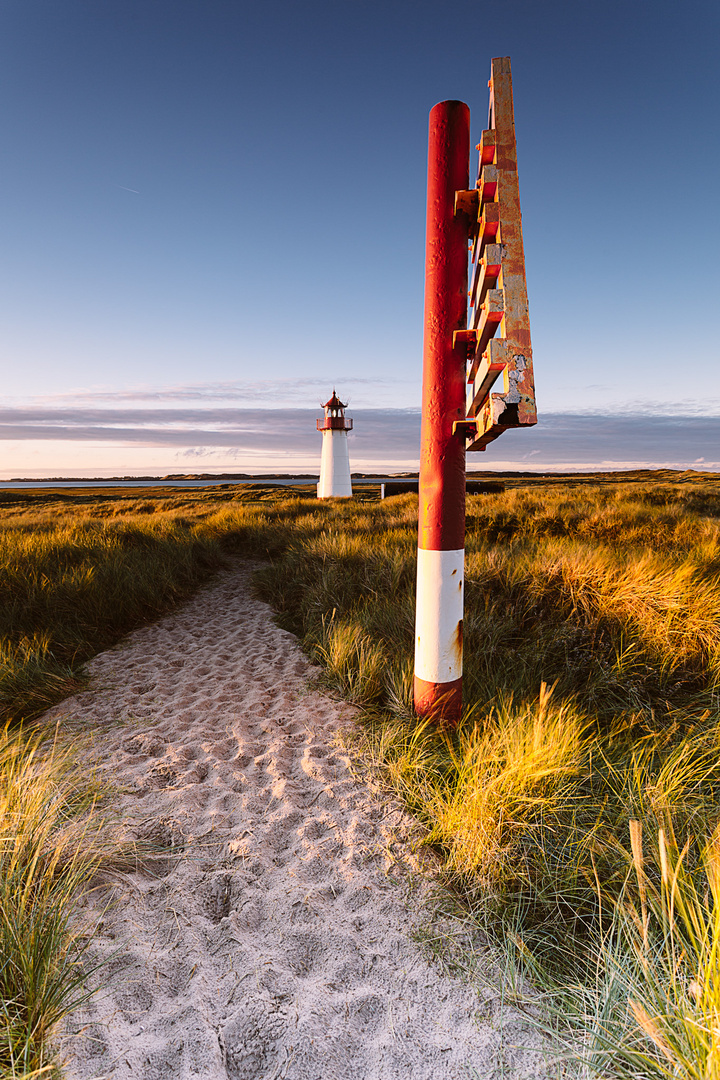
xmin=3 ymin=478 xmax=720 ymax=1074
xmin=622 ymin=823 xmax=720 ymax=1080
xmin=0 ymin=512 xmax=232 ymax=724
xmin=247 ymin=480 xmax=720 ymax=1076
xmin=0 ymin=726 xmax=107 ymax=1079
xmin=541 ymin=819 xmax=720 ymax=1079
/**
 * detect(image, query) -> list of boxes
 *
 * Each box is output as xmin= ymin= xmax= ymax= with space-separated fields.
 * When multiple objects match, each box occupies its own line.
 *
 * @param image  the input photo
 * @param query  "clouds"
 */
xmin=0 ymin=406 xmax=416 ymax=452
xmin=0 ymin=402 xmax=717 ymax=472
xmin=11 ymin=376 xmax=413 ymax=409
xmin=480 ymin=412 xmax=720 ymax=469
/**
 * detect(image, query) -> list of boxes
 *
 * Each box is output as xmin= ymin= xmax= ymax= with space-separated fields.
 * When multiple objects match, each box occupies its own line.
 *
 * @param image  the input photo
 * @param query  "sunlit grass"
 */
xmin=541 ymin=819 xmax=720 ymax=1079
xmin=0 ymin=726 xmax=108 ymax=1079
xmin=246 ymin=479 xmax=720 ymax=1075
xmin=423 ymin=686 xmax=588 ymax=886
xmin=315 ymin=617 xmax=387 ymax=704
xmin=622 ymin=824 xmax=720 ymax=1079
xmin=3 ymin=477 xmax=720 ymax=1074
xmin=0 ymin=514 xmax=226 ymax=724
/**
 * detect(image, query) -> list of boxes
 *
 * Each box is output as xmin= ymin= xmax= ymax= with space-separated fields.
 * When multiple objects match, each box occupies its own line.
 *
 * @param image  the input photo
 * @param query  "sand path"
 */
xmin=53 ymin=563 xmax=548 ymax=1080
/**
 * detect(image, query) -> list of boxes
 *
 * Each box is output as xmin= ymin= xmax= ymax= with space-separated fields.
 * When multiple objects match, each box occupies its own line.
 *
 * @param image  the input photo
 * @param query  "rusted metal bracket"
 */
xmin=452 ymin=328 xmax=477 ymax=356
xmin=464 ymin=57 xmax=536 ymax=452
xmin=454 ymin=188 xmax=479 ymax=219
xmin=452 ymin=419 xmax=478 ymax=439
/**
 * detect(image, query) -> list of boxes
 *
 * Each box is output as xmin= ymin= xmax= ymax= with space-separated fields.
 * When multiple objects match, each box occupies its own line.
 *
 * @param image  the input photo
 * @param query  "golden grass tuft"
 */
xmin=425 ymin=686 xmax=587 ymax=885
xmin=0 ymin=726 xmax=107 ymax=1079
xmin=554 ymin=822 xmax=720 ymax=1079
xmin=315 ymin=616 xmax=387 ymax=704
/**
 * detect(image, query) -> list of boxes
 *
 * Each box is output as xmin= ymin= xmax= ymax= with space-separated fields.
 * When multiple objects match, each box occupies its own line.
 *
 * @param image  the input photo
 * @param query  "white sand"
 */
xmin=51 ymin=563 xmax=549 ymax=1080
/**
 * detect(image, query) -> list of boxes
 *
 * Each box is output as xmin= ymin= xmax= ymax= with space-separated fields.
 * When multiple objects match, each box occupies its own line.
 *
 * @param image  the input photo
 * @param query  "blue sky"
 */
xmin=0 ymin=0 xmax=718 ymax=476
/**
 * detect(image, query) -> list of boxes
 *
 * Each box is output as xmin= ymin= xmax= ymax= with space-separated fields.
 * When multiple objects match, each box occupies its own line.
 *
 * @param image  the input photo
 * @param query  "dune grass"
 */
xmin=540 ymin=821 xmax=720 ymax=1079
xmin=3 ymin=475 xmax=720 ymax=1074
xmin=0 ymin=506 xmax=232 ymax=725
xmin=617 ymin=824 xmax=720 ymax=1079
xmin=0 ymin=482 xmax=383 ymax=726
xmin=244 ymin=479 xmax=720 ymax=1074
xmin=0 ymin=725 xmax=108 ymax=1079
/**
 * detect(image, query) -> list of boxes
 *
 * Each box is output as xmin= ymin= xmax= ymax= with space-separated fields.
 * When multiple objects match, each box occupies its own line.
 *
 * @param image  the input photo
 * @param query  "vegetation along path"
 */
xmin=7 ymin=477 xmax=720 ymax=1076
xmin=53 ymin=562 xmax=547 ymax=1080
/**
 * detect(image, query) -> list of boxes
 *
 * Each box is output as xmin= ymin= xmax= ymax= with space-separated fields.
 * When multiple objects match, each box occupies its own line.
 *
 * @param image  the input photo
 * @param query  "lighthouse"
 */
xmin=316 ymin=390 xmax=353 ymax=498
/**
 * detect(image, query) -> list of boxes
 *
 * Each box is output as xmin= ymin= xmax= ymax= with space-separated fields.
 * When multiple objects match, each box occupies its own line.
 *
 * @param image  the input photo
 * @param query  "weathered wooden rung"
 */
xmin=477 ymin=128 xmax=496 ymax=166
xmin=467 ymin=339 xmax=508 ymax=413
xmin=466 ymin=422 xmax=509 ymax=452
xmin=478 ymin=164 xmax=497 ymax=204
xmin=468 ymin=336 xmax=507 ymax=383
xmin=470 ymin=242 xmax=502 ymax=310
xmin=465 ymin=390 xmax=534 ymax=452
xmin=469 ymin=288 xmax=503 ymax=350
xmin=471 ymin=201 xmax=500 ymax=262
xmin=466 ymin=338 xmax=536 ymax=438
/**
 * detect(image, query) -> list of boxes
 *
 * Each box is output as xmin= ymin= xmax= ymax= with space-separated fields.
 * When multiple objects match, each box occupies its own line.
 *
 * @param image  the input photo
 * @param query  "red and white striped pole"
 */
xmin=413 ymin=100 xmax=470 ymax=727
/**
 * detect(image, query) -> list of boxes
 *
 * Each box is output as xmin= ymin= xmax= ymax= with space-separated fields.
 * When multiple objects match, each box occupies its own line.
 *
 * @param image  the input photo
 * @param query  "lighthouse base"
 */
xmin=317 ymin=430 xmax=352 ymax=499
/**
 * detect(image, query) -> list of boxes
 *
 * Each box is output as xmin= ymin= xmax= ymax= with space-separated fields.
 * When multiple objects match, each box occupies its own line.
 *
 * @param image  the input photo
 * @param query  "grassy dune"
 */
xmin=0 ymin=482 xmax=354 ymax=724
xmin=247 ymin=479 xmax=720 ymax=1076
xmin=2 ymin=474 xmax=720 ymax=1075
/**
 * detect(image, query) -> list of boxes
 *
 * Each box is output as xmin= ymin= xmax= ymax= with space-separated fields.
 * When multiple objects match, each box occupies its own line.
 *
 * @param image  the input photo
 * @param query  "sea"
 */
xmin=0 ymin=477 xmax=411 ymax=490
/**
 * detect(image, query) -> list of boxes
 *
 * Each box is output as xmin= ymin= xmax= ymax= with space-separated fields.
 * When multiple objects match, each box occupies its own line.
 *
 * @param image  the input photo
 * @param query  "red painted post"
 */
xmin=413 ymin=100 xmax=470 ymax=726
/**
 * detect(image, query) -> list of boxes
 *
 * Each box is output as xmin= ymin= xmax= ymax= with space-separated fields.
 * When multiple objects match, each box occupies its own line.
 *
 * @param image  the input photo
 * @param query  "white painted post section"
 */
xmin=414 ymin=548 xmax=464 ymax=688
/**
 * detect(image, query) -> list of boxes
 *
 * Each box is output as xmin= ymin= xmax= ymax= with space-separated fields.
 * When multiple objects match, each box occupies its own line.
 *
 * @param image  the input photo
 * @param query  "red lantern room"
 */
xmin=316 ymin=391 xmax=353 ymax=433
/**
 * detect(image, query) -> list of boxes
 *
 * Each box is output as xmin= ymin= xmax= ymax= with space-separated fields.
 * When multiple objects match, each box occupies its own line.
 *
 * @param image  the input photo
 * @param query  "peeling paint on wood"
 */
xmin=460 ymin=57 xmax=537 ymax=452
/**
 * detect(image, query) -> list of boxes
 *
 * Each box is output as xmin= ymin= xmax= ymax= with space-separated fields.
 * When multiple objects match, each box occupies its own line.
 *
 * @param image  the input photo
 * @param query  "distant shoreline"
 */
xmin=0 ymin=468 xmax=716 ymax=494
xmin=2 ymin=466 xmax=718 ymax=485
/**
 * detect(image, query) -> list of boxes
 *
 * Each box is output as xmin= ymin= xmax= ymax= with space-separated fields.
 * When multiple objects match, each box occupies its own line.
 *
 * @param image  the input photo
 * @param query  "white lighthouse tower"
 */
xmin=316 ymin=390 xmax=353 ymax=499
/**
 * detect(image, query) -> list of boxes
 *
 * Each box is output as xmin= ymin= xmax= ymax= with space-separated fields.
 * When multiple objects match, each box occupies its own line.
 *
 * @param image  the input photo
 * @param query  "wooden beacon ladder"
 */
xmin=454 ymin=56 xmax=537 ymax=451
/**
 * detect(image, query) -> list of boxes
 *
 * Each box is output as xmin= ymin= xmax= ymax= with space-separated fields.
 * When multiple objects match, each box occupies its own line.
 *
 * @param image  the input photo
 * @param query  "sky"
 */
xmin=0 ymin=0 xmax=718 ymax=477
